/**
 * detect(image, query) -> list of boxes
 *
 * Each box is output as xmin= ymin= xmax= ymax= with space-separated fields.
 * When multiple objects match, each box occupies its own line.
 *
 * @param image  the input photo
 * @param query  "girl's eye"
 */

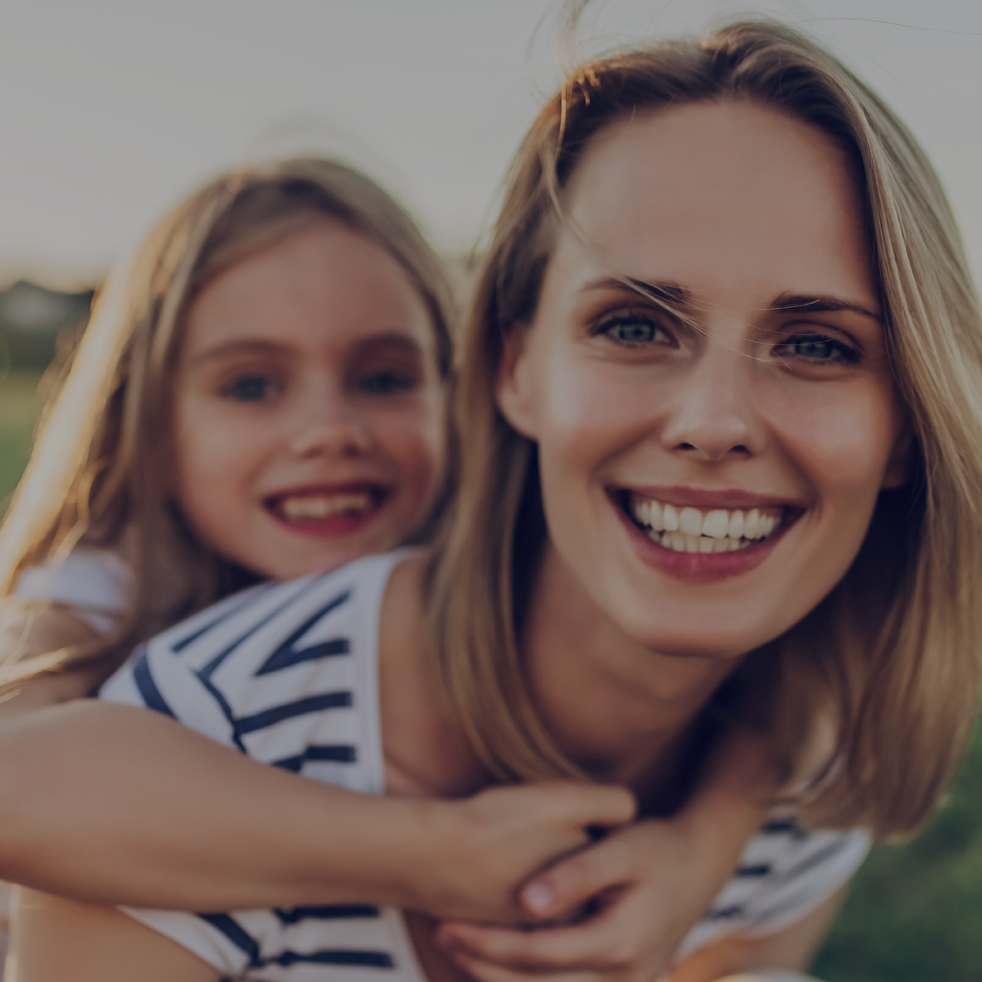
xmin=599 ymin=315 xmax=672 ymax=346
xmin=222 ymin=375 xmax=277 ymax=402
xmin=775 ymin=335 xmax=860 ymax=365
xmin=357 ymin=370 xmax=416 ymax=396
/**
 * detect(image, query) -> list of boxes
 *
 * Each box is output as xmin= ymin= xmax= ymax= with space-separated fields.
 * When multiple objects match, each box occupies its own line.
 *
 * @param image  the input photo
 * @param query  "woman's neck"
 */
xmin=524 ymin=545 xmax=740 ymax=807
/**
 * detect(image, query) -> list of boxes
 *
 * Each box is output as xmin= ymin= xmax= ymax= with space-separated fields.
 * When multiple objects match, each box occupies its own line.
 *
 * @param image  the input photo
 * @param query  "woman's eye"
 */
xmin=776 ymin=335 xmax=860 ymax=365
xmin=357 ymin=370 xmax=416 ymax=395
xmin=600 ymin=316 xmax=671 ymax=346
xmin=222 ymin=375 xmax=277 ymax=402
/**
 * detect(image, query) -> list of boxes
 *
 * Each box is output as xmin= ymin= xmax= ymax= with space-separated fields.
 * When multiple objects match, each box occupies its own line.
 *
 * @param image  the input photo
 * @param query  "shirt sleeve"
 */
xmin=13 ymin=546 xmax=131 ymax=634
xmin=677 ymin=817 xmax=870 ymax=959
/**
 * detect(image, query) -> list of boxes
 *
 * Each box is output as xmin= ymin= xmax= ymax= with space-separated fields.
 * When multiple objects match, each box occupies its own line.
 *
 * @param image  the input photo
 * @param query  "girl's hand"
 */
xmin=432 ymin=729 xmax=775 ymax=982
xmin=405 ymin=781 xmax=636 ymax=924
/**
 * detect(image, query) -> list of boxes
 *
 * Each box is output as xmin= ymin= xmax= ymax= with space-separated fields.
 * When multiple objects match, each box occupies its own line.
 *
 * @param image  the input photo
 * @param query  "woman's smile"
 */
xmin=497 ymin=99 xmax=909 ymax=659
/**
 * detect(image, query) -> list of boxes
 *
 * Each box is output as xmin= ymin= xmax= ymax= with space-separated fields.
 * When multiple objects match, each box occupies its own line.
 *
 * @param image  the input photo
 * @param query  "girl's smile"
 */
xmin=172 ymin=219 xmax=447 ymax=581
xmin=498 ymin=99 xmax=910 ymax=660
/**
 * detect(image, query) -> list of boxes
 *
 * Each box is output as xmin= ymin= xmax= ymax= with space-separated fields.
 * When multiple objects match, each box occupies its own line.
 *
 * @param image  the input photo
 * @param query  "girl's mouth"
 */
xmin=621 ymin=490 xmax=793 ymax=554
xmin=264 ymin=485 xmax=388 ymax=533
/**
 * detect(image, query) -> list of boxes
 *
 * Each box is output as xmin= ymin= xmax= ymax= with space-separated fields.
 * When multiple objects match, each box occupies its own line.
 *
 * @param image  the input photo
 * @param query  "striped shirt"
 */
xmin=99 ymin=551 xmax=869 ymax=980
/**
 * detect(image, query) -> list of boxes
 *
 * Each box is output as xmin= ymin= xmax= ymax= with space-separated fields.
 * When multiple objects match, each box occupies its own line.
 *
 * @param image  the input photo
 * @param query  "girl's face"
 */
xmin=172 ymin=219 xmax=446 ymax=580
xmin=498 ymin=100 xmax=909 ymax=659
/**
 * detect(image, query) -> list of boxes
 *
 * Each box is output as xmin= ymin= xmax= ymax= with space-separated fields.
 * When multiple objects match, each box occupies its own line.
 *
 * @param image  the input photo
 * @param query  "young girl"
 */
xmin=0 ymin=158 xmax=772 ymax=976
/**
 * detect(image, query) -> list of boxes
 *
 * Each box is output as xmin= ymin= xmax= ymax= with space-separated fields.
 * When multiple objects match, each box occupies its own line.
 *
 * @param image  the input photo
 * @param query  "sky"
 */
xmin=2 ymin=0 xmax=982 ymax=289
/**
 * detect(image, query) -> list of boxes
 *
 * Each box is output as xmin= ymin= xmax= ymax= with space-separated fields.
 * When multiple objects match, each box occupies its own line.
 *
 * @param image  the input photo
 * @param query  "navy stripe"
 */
xmin=196 ymin=576 xmax=335 ymax=681
xmin=237 ymin=691 xmax=352 ymax=734
xmin=196 ymin=913 xmax=261 ymax=968
xmin=735 ymin=863 xmax=772 ymax=877
xmin=761 ymin=818 xmax=806 ymax=837
xmin=256 ymin=637 xmax=350 ymax=676
xmin=132 ymin=651 xmax=175 ymax=719
xmin=273 ymin=744 xmax=357 ymax=772
xmin=262 ymin=949 xmax=394 ymax=969
xmin=170 ymin=589 xmax=266 ymax=653
xmin=274 ymin=905 xmax=379 ymax=925
xmin=253 ymin=592 xmax=351 ymax=676
xmin=196 ymin=672 xmax=247 ymax=752
xmin=706 ymin=905 xmax=744 ymax=921
xmin=782 ymin=840 xmax=849 ymax=882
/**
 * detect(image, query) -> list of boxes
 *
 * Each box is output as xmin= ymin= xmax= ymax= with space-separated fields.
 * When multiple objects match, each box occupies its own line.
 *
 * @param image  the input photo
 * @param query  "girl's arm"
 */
xmin=0 ymin=697 xmax=633 ymax=921
xmin=8 ymin=888 xmax=219 ymax=982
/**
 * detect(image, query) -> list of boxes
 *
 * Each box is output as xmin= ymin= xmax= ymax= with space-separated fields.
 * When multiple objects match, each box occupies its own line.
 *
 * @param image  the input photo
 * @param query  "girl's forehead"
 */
xmin=183 ymin=220 xmax=438 ymax=359
xmin=550 ymin=99 xmax=877 ymax=314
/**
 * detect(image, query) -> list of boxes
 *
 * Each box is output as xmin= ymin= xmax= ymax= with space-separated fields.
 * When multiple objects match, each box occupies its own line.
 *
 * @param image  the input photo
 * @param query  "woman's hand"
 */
xmin=432 ymin=729 xmax=775 ymax=982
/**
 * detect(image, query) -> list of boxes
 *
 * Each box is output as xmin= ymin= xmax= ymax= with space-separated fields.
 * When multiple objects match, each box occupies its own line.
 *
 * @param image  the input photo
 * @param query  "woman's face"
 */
xmin=498 ymin=100 xmax=909 ymax=658
xmin=172 ymin=218 xmax=447 ymax=580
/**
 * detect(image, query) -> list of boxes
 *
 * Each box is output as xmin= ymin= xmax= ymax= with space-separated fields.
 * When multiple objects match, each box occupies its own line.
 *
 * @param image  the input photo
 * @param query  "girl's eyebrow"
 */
xmin=187 ymin=339 xmax=286 ymax=366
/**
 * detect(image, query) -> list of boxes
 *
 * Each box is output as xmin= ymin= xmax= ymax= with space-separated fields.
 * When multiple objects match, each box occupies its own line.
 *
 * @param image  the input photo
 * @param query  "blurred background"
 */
xmin=0 ymin=2 xmax=978 ymax=978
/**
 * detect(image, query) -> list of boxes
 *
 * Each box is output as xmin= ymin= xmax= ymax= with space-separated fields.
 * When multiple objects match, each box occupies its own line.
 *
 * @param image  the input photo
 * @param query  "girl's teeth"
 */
xmin=280 ymin=492 xmax=372 ymax=521
xmin=627 ymin=494 xmax=784 ymax=551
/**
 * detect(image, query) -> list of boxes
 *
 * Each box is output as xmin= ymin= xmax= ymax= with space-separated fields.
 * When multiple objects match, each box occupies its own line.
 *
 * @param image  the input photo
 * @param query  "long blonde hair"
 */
xmin=426 ymin=20 xmax=982 ymax=835
xmin=0 ymin=157 xmax=454 ymax=689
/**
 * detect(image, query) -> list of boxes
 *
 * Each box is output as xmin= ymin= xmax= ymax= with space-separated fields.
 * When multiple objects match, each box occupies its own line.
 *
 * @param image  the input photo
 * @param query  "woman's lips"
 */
xmin=612 ymin=488 xmax=803 ymax=579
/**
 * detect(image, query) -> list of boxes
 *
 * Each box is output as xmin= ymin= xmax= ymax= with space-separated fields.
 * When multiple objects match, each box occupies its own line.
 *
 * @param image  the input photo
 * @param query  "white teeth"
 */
xmin=279 ymin=492 xmax=372 ymax=521
xmin=702 ymin=509 xmax=729 ymax=539
xmin=647 ymin=500 xmax=664 ymax=531
xmin=679 ymin=507 xmax=703 ymax=536
xmin=627 ymin=493 xmax=785 ymax=553
xmin=744 ymin=508 xmax=761 ymax=539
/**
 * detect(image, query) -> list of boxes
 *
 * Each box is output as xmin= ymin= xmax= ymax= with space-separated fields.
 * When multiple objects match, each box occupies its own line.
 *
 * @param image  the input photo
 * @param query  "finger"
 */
xmin=444 ymin=945 xmax=600 ymax=982
xmin=521 ymin=828 xmax=638 ymax=919
xmin=435 ymin=911 xmax=625 ymax=971
xmin=536 ymin=781 xmax=636 ymax=831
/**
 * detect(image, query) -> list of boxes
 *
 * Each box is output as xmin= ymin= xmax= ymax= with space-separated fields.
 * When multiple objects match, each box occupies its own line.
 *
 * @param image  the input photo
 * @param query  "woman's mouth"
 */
xmin=623 ymin=491 xmax=788 ymax=554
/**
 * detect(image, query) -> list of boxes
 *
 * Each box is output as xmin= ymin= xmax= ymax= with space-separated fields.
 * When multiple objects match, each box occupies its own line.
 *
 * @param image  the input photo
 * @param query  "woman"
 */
xmin=6 ymin=19 xmax=982 ymax=982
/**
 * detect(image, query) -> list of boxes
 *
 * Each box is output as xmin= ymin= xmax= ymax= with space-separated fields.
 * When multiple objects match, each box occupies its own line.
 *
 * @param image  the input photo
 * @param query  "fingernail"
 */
xmin=523 ymin=881 xmax=553 ymax=913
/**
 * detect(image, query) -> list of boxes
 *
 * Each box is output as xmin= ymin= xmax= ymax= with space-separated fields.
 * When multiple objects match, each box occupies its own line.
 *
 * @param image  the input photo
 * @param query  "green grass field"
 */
xmin=0 ymin=369 xmax=979 ymax=980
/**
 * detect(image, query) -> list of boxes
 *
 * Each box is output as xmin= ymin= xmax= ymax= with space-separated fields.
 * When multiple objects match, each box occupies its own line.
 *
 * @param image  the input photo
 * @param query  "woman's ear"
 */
xmin=495 ymin=327 xmax=539 ymax=440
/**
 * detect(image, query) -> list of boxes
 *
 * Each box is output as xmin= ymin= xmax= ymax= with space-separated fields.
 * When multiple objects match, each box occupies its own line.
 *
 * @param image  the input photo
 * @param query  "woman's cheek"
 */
xmin=766 ymin=381 xmax=902 ymax=497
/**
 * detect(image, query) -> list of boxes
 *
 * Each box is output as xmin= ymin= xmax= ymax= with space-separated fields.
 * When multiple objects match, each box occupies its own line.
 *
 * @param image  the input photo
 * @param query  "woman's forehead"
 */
xmin=552 ymin=99 xmax=877 ymax=313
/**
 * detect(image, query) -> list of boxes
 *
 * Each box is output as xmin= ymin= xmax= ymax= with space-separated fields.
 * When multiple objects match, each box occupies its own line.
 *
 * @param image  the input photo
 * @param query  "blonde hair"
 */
xmin=426 ymin=21 xmax=982 ymax=835
xmin=0 ymin=157 xmax=454 ymax=690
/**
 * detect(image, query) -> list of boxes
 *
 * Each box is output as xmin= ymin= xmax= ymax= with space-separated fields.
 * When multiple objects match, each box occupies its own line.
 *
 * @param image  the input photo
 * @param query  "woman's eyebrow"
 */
xmin=771 ymin=292 xmax=881 ymax=320
xmin=580 ymin=275 xmax=690 ymax=308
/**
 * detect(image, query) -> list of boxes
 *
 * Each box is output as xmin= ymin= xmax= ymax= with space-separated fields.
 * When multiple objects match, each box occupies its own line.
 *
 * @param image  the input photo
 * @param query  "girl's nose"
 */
xmin=659 ymin=339 xmax=762 ymax=462
xmin=288 ymin=392 xmax=374 ymax=458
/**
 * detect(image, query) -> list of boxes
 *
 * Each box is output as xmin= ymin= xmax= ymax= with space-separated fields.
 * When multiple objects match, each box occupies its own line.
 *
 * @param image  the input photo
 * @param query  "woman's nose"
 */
xmin=287 ymin=390 xmax=373 ymax=458
xmin=659 ymin=340 xmax=762 ymax=462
